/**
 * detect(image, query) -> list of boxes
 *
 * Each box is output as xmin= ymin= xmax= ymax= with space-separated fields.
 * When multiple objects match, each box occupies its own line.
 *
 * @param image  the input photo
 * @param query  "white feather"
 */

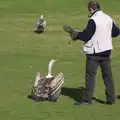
xmin=34 ymin=72 xmax=40 ymax=87
xmin=40 ymin=15 xmax=43 ymax=19
xmin=42 ymin=20 xmax=46 ymax=28
xmin=46 ymin=59 xmax=56 ymax=78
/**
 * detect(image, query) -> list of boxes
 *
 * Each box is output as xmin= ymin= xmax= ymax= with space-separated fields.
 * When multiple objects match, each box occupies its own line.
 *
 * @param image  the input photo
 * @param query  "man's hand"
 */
xmin=63 ymin=25 xmax=79 ymax=40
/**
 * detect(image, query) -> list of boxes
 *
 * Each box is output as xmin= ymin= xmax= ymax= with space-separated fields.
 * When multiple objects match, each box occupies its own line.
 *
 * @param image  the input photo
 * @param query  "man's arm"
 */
xmin=112 ymin=22 xmax=120 ymax=37
xmin=76 ymin=19 xmax=96 ymax=42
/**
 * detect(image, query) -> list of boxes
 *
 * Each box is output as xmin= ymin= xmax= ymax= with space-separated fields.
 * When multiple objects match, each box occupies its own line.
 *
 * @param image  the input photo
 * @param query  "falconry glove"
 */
xmin=63 ymin=25 xmax=79 ymax=40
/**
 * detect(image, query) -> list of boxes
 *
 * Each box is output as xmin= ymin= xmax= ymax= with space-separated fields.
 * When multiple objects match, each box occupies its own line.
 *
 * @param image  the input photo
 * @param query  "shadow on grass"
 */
xmin=61 ymin=86 xmax=85 ymax=102
xmin=92 ymin=97 xmax=105 ymax=104
xmin=61 ymin=86 xmax=106 ymax=104
xmin=116 ymin=95 xmax=120 ymax=99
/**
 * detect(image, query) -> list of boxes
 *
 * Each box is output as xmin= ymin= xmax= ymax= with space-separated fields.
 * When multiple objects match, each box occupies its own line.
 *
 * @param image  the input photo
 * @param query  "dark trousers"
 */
xmin=83 ymin=55 xmax=115 ymax=104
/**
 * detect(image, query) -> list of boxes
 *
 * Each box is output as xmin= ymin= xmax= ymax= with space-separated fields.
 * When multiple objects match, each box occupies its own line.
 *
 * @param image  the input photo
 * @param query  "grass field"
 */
xmin=0 ymin=0 xmax=120 ymax=120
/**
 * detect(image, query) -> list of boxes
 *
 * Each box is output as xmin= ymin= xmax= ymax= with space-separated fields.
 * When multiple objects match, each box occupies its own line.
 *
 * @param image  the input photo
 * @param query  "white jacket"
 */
xmin=83 ymin=11 xmax=113 ymax=54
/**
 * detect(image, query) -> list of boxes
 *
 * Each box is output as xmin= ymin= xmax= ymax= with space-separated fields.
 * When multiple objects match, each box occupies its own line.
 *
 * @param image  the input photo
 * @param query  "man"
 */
xmin=63 ymin=0 xmax=120 ymax=105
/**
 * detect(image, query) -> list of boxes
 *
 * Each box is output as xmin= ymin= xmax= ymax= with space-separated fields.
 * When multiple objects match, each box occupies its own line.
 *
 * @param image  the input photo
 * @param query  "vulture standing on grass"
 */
xmin=34 ymin=15 xmax=46 ymax=34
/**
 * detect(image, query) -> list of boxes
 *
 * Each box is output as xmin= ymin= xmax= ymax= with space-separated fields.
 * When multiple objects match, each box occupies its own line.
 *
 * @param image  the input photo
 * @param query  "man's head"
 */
xmin=88 ymin=1 xmax=100 ymax=15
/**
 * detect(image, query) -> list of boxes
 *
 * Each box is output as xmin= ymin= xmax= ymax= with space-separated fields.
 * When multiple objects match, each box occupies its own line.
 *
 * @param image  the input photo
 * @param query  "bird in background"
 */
xmin=34 ymin=15 xmax=46 ymax=34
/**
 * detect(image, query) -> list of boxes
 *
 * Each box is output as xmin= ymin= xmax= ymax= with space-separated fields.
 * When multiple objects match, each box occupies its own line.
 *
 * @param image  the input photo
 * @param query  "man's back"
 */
xmin=90 ymin=11 xmax=113 ymax=52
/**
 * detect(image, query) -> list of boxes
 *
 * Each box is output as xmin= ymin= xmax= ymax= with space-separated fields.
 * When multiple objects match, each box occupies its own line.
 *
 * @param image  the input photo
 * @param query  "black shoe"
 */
xmin=74 ymin=101 xmax=90 ymax=106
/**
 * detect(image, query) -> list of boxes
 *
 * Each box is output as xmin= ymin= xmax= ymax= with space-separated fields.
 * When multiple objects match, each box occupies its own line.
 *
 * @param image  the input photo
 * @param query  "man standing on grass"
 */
xmin=63 ymin=0 xmax=120 ymax=105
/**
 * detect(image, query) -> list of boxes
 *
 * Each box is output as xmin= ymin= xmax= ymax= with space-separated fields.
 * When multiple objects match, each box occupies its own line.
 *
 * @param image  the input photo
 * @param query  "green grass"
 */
xmin=0 ymin=0 xmax=120 ymax=120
